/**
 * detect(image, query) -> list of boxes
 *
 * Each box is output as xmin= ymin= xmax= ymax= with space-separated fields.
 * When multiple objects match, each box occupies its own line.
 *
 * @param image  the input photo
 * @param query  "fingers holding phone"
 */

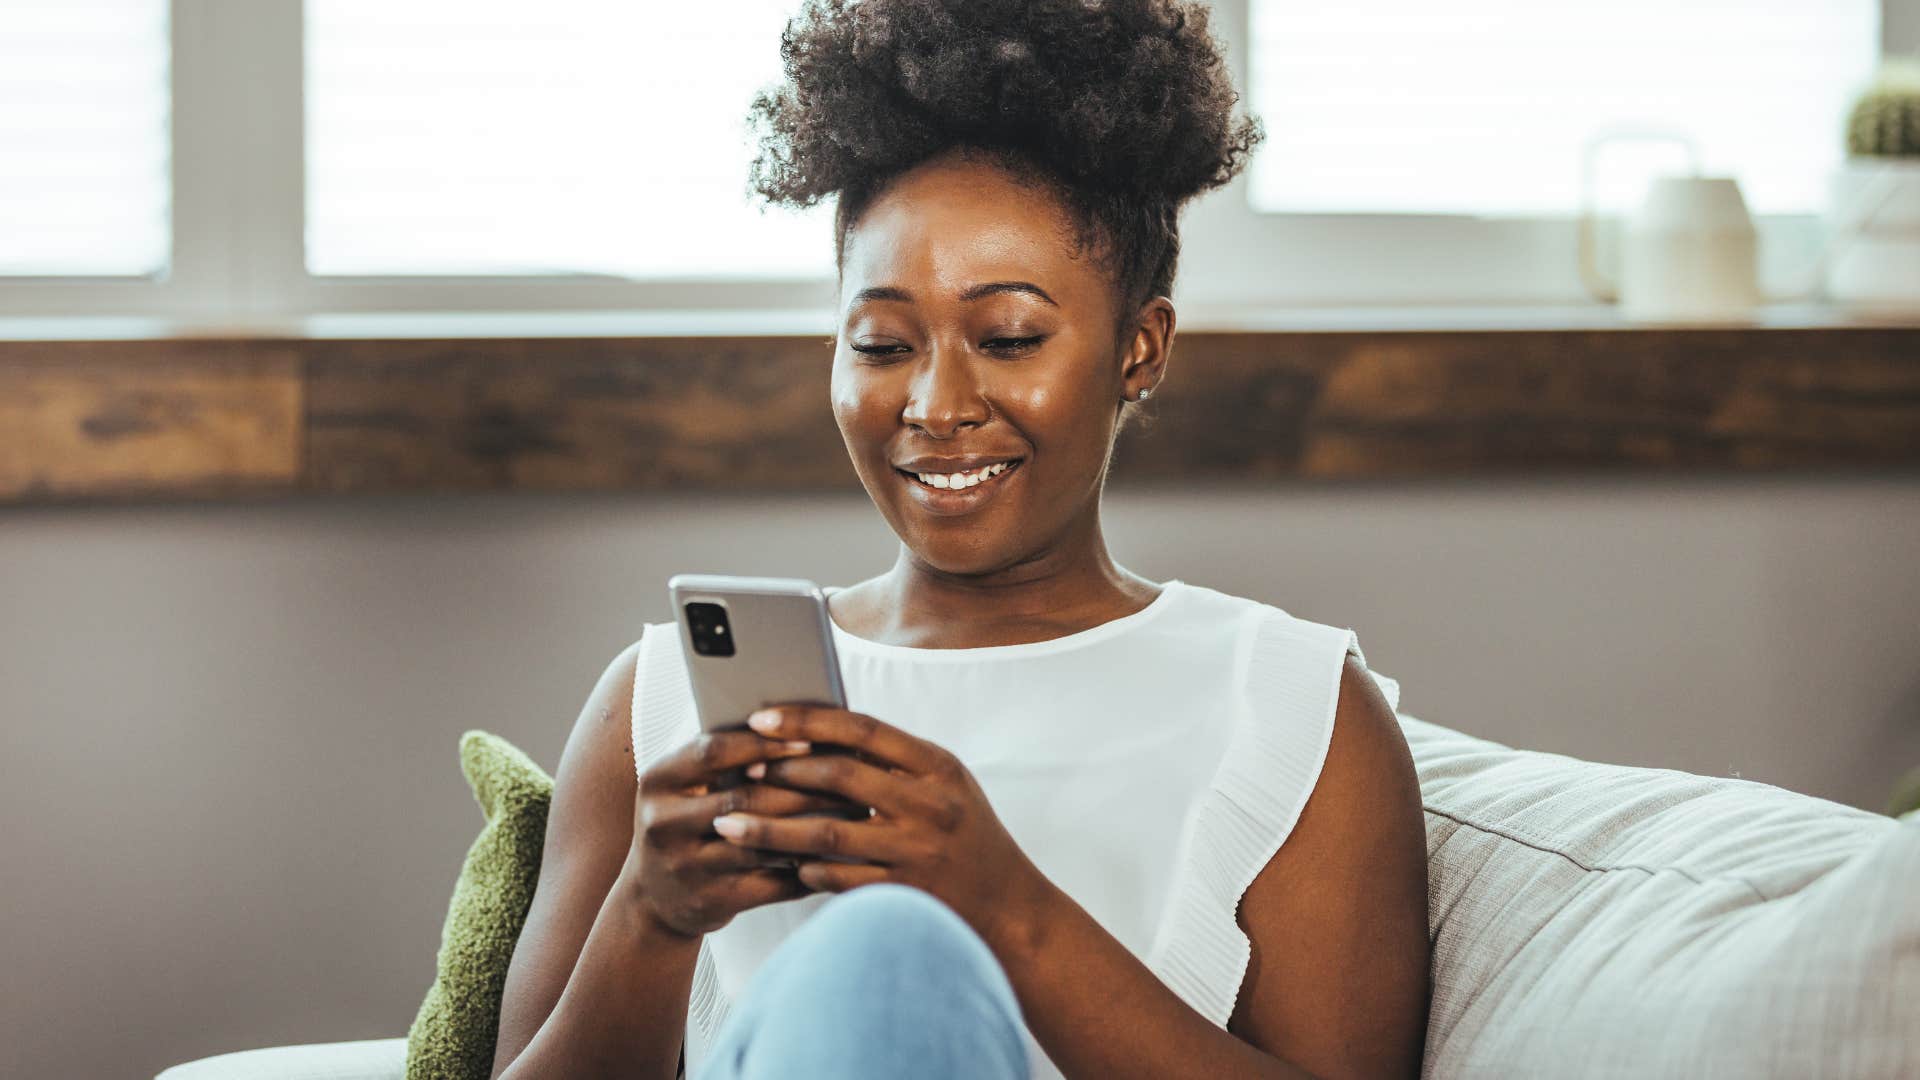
xmin=669 ymin=574 xmax=874 ymax=827
xmin=630 ymin=729 xmax=854 ymax=937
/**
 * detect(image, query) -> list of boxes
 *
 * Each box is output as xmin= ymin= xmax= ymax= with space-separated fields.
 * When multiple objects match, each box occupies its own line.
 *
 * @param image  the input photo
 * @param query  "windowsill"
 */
xmin=2 ymin=305 xmax=1916 ymax=506
xmin=2 ymin=301 xmax=1917 ymax=343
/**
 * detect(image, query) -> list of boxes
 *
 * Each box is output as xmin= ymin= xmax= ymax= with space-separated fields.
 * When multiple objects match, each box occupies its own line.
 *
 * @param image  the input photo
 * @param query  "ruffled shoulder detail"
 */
xmin=632 ymin=621 xmax=699 ymax=778
xmin=1146 ymin=604 xmax=1399 ymax=1028
xmin=629 ymin=621 xmax=734 ymax=1052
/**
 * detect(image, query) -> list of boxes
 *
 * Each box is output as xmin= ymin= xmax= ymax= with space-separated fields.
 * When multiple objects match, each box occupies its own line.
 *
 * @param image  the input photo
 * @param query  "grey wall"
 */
xmin=1890 ymin=0 xmax=1920 ymax=54
xmin=4 ymin=473 xmax=1919 ymax=1078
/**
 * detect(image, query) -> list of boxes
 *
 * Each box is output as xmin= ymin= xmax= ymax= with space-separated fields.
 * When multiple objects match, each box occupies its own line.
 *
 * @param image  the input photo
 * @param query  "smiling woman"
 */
xmin=747 ymin=0 xmax=1263 ymax=612
xmin=488 ymin=3 xmax=1430 ymax=1080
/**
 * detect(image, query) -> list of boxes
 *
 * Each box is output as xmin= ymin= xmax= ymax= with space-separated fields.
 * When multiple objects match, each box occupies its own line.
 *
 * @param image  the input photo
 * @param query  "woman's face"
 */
xmin=832 ymin=151 xmax=1170 ymax=577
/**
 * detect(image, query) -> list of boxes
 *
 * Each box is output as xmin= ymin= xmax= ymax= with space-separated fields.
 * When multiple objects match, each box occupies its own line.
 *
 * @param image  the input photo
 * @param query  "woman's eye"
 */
xmin=851 ymin=343 xmax=908 ymax=358
xmin=984 ymin=335 xmax=1045 ymax=355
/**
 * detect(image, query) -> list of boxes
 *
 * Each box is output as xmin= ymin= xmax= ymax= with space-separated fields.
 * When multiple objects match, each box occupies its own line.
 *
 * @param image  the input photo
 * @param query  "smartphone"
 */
xmin=670 ymin=573 xmax=846 ymax=731
xmin=667 ymin=573 xmax=867 ymax=825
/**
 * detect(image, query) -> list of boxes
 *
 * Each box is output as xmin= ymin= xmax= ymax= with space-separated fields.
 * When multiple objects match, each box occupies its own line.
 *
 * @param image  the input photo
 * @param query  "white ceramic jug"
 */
xmin=1578 ymin=131 xmax=1903 ymax=323
xmin=1578 ymin=133 xmax=1761 ymax=323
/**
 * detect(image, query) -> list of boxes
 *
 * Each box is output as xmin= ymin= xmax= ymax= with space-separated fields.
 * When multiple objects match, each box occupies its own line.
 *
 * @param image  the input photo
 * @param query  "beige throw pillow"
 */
xmin=1401 ymin=713 xmax=1919 ymax=1076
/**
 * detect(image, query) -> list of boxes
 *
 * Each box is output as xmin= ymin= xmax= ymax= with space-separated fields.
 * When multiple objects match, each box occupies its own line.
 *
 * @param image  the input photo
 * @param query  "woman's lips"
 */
xmin=895 ymin=459 xmax=1023 ymax=516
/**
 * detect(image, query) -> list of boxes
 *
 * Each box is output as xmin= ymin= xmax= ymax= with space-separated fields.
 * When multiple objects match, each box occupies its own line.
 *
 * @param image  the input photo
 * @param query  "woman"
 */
xmin=491 ymin=1 xmax=1430 ymax=1077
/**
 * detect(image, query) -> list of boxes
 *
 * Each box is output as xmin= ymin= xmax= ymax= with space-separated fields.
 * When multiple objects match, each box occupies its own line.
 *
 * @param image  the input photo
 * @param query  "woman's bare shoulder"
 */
xmin=1227 ymin=652 xmax=1431 ymax=1077
xmin=548 ymin=637 xmax=646 ymax=866
xmin=491 ymin=639 xmax=649 ymax=1079
xmin=593 ymin=637 xmax=648 ymax=778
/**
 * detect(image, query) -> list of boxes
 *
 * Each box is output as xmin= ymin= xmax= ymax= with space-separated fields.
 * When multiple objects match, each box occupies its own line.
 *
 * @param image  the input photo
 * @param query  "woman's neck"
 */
xmin=830 ymin=533 xmax=1162 ymax=650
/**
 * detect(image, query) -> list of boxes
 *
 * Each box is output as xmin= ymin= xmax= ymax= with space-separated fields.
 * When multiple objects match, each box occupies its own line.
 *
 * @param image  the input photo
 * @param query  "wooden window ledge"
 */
xmin=2 ymin=306 xmax=1917 ymax=505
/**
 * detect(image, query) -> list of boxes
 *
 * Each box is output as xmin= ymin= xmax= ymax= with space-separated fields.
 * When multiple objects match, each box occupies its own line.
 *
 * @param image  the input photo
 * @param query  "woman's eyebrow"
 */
xmin=849 ymin=281 xmax=1058 ymax=307
xmin=850 ymin=285 xmax=912 ymax=305
xmin=961 ymin=280 xmax=1058 ymax=306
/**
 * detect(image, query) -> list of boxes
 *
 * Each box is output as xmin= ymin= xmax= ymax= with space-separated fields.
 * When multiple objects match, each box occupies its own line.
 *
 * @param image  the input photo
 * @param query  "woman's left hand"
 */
xmin=712 ymin=704 xmax=1052 ymax=948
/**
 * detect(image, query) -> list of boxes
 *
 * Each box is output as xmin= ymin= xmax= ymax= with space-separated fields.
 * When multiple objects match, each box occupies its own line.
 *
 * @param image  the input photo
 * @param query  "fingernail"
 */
xmin=748 ymin=710 xmax=779 ymax=733
xmin=745 ymin=762 xmax=766 ymax=779
xmin=713 ymin=814 xmax=747 ymax=839
xmin=782 ymin=740 xmax=810 ymax=753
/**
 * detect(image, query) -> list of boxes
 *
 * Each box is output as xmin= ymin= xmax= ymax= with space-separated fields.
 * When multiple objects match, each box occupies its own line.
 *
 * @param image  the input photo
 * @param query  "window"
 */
xmin=0 ymin=0 xmax=169 ymax=277
xmin=305 ymin=0 xmax=830 ymax=278
xmin=1245 ymin=1 xmax=1882 ymax=216
xmin=0 ymin=0 xmax=1898 ymax=319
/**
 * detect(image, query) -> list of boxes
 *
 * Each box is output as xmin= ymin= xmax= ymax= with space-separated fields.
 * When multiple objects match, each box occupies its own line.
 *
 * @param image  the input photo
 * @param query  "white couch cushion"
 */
xmin=153 ymin=1037 xmax=404 ymax=1080
xmin=1402 ymin=713 xmax=1919 ymax=1077
xmin=153 ymin=717 xmax=1917 ymax=1079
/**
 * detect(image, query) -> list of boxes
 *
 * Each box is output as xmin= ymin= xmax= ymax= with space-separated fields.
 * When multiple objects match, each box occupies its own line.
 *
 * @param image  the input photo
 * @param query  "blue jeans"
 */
xmin=699 ymin=883 xmax=1030 ymax=1079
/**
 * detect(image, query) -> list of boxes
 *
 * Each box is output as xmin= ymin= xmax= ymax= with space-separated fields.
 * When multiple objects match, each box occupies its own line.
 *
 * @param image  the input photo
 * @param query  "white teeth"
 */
xmin=913 ymin=461 xmax=1014 ymax=491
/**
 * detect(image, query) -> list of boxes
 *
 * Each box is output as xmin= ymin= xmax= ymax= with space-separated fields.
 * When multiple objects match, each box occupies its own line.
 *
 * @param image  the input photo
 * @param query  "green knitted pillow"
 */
xmin=406 ymin=730 xmax=554 ymax=1080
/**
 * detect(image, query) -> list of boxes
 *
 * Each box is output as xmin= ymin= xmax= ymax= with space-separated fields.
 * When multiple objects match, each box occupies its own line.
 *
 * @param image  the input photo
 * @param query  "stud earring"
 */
xmin=1136 ymin=387 xmax=1152 ymax=401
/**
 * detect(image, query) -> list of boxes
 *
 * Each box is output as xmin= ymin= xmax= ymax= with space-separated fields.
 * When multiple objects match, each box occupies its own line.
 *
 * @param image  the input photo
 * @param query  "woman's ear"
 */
xmin=1119 ymin=296 xmax=1176 ymax=401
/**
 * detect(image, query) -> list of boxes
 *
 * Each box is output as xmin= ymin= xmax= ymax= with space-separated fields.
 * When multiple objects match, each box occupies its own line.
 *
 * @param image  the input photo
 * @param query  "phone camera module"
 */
xmin=684 ymin=601 xmax=735 ymax=657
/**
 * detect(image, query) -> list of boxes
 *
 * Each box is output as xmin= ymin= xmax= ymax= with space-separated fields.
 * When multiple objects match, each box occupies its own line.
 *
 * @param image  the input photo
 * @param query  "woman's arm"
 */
xmin=489 ymin=643 xmax=698 ymax=1080
xmin=720 ymin=654 xmax=1431 ymax=1079
xmin=490 ymin=640 xmax=832 ymax=1080
xmin=986 ymin=653 xmax=1430 ymax=1080
xmin=1227 ymin=654 xmax=1431 ymax=1077
xmin=496 ymin=856 xmax=702 ymax=1080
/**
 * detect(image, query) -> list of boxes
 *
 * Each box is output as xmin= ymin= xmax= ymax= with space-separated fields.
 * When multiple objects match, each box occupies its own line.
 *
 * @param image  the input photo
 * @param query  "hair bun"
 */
xmin=748 ymin=0 xmax=1264 ymax=210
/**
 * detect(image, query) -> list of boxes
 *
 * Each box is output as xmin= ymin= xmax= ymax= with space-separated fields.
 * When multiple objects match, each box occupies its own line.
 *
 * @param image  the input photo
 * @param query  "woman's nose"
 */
xmin=900 ymin=341 xmax=989 ymax=436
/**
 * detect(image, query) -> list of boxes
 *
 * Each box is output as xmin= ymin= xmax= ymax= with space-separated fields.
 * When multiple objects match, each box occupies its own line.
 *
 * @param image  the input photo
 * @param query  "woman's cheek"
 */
xmin=829 ymin=364 xmax=898 ymax=483
xmin=828 ymin=363 xmax=872 ymax=437
xmin=997 ymin=381 xmax=1068 ymax=443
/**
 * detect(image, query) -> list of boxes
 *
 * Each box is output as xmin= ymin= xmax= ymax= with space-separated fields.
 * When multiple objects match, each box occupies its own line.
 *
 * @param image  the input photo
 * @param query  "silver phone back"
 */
xmin=667 ymin=574 xmax=847 ymax=734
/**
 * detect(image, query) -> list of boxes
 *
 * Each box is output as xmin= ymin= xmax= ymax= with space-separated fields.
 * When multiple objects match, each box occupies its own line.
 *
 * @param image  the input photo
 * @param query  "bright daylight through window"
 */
xmin=0 ymin=0 xmax=169 ymax=276
xmin=0 ymin=0 xmax=1891 ymax=292
xmin=1246 ymin=0 xmax=1882 ymax=215
xmin=304 ymin=0 xmax=834 ymax=278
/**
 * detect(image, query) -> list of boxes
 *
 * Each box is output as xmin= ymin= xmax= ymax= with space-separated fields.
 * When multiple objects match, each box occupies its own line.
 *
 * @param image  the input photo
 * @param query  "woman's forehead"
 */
xmin=840 ymin=160 xmax=1101 ymax=310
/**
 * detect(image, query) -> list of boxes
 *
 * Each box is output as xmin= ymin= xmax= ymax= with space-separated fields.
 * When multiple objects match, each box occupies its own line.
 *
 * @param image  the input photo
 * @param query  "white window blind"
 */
xmin=1247 ymin=0 xmax=1882 ymax=216
xmin=305 ymin=0 xmax=833 ymax=279
xmin=0 ymin=0 xmax=169 ymax=277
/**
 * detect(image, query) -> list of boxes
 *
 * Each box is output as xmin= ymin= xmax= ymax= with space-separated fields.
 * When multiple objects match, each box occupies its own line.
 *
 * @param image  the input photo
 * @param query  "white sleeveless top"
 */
xmin=630 ymin=579 xmax=1403 ymax=1079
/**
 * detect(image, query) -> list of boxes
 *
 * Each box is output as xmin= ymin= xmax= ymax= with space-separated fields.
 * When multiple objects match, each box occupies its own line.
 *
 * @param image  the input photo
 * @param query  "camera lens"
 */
xmin=684 ymin=601 xmax=734 ymax=657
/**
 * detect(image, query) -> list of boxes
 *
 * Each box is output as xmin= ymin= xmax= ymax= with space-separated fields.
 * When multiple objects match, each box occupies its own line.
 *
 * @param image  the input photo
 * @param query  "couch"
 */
xmin=155 ymin=712 xmax=1920 ymax=1079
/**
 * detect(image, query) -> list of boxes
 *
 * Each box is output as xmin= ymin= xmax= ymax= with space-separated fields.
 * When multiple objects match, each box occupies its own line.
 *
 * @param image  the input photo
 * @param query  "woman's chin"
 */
xmin=893 ymin=531 xmax=995 ymax=571
xmin=884 ymin=522 xmax=1025 ymax=578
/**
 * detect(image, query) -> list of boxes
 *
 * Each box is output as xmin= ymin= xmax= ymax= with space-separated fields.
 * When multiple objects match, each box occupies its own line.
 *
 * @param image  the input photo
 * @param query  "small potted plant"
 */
xmin=1827 ymin=57 xmax=1920 ymax=313
xmin=1889 ymin=763 xmax=1920 ymax=820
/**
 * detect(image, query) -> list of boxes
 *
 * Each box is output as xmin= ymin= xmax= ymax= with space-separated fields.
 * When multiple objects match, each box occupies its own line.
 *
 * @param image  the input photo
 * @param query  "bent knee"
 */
xmin=812 ymin=882 xmax=971 ymax=944
xmin=718 ymin=884 xmax=1030 ymax=1076
xmin=806 ymin=884 xmax=1002 ymax=980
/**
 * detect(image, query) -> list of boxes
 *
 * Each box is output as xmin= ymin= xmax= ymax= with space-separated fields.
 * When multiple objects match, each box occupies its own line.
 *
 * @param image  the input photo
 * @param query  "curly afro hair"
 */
xmin=746 ymin=0 xmax=1264 ymax=343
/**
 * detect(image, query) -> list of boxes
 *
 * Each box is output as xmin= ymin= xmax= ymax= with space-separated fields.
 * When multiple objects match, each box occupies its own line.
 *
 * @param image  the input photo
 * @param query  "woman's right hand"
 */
xmin=631 ymin=729 xmax=857 ymax=938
